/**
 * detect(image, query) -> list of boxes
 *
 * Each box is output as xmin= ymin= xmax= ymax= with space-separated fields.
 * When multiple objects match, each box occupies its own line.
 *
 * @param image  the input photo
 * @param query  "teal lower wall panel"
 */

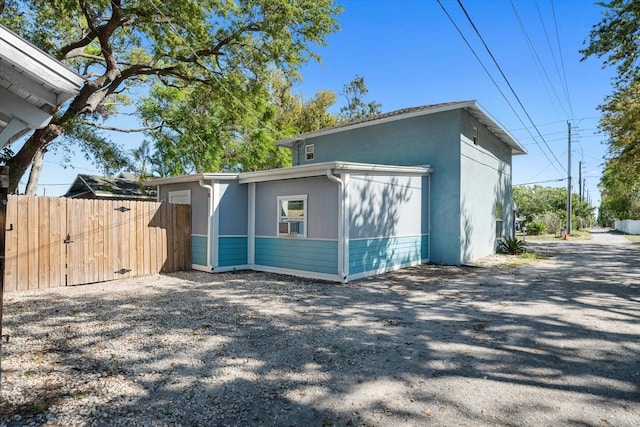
xmin=255 ymin=237 xmax=338 ymax=275
xmin=219 ymin=236 xmax=248 ymax=267
xmin=192 ymin=235 xmax=208 ymax=266
xmin=349 ymin=234 xmax=429 ymax=275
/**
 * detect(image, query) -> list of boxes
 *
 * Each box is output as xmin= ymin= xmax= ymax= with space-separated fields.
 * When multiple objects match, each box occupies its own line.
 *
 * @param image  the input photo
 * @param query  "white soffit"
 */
xmin=0 ymin=24 xmax=84 ymax=148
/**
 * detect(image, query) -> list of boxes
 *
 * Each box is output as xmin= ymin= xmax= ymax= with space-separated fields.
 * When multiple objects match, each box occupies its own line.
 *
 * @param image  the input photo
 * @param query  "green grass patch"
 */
xmin=517 ymin=230 xmax=592 ymax=241
xmin=624 ymin=234 xmax=640 ymax=243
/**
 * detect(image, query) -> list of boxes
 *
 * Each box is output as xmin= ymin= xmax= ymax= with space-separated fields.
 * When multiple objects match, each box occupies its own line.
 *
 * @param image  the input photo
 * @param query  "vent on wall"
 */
xmin=473 ymin=127 xmax=478 ymax=144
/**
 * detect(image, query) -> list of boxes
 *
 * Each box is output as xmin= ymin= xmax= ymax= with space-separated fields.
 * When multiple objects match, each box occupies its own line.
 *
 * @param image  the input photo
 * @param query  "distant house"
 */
xmin=65 ymin=173 xmax=156 ymax=201
xmin=0 ymin=24 xmax=84 ymax=148
xmin=147 ymin=100 xmax=526 ymax=282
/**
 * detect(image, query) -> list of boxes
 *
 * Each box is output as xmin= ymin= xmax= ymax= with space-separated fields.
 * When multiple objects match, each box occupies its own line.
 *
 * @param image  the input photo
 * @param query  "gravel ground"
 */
xmin=1 ymin=230 xmax=639 ymax=426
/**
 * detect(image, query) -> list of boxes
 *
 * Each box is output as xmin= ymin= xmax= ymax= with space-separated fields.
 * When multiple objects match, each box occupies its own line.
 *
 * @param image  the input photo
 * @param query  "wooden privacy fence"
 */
xmin=3 ymin=195 xmax=191 ymax=292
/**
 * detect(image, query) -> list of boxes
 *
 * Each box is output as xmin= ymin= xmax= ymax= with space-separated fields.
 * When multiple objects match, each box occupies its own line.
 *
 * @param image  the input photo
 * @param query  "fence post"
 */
xmin=0 ymin=166 xmax=9 ymax=387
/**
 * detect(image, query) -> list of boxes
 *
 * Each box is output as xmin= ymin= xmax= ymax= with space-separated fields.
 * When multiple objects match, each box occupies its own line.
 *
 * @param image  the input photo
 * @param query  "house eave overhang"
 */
xmin=145 ymin=173 xmax=240 ymax=186
xmin=238 ymin=161 xmax=432 ymax=184
xmin=0 ymin=24 xmax=84 ymax=149
xmin=275 ymin=100 xmax=527 ymax=156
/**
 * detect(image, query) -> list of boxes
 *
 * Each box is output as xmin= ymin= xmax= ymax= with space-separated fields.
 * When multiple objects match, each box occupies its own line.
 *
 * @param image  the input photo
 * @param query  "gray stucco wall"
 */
xmin=255 ymin=176 xmax=339 ymax=239
xmin=219 ymin=182 xmax=247 ymax=236
xmin=348 ymin=174 xmax=426 ymax=239
xmin=291 ymin=110 xmax=462 ymax=264
xmin=158 ymin=181 xmax=209 ymax=236
xmin=459 ymin=109 xmax=513 ymax=263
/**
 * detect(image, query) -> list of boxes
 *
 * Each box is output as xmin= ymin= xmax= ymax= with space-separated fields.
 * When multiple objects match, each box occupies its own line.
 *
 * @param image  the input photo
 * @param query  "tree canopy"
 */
xmin=514 ymin=185 xmax=595 ymax=234
xmin=0 ymin=0 xmax=342 ymax=192
xmin=581 ymin=0 xmax=640 ymax=220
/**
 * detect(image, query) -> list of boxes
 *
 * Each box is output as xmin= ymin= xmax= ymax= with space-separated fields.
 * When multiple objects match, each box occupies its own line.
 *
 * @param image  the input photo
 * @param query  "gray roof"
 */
xmin=275 ymin=100 xmax=526 ymax=155
xmin=64 ymin=174 xmax=157 ymax=200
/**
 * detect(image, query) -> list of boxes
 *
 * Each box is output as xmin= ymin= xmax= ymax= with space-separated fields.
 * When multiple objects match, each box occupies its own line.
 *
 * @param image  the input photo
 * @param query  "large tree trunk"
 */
xmin=6 ymin=124 xmax=63 ymax=194
xmin=24 ymin=147 xmax=47 ymax=195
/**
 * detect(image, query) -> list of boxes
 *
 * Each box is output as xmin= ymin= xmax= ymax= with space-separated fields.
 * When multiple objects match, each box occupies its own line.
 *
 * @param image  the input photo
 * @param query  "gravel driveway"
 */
xmin=1 ymin=229 xmax=639 ymax=426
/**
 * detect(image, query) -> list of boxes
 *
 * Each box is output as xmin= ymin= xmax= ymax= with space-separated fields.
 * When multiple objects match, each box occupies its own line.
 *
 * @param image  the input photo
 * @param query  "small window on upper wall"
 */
xmin=305 ymin=144 xmax=314 ymax=161
xmin=277 ymin=195 xmax=307 ymax=237
xmin=473 ymin=127 xmax=478 ymax=144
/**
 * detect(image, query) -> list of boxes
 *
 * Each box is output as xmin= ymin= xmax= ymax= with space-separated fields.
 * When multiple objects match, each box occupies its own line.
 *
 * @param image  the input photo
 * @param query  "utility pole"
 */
xmin=578 ymin=161 xmax=582 ymax=201
xmin=566 ymin=121 xmax=572 ymax=235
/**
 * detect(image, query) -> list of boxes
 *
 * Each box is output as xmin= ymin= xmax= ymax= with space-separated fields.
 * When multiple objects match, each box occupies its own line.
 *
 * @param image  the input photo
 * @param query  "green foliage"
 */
xmin=0 ymin=0 xmax=342 ymax=190
xmin=533 ymin=211 xmax=563 ymax=235
xmin=582 ymin=0 xmax=640 ymax=223
xmin=513 ymin=185 xmax=595 ymax=232
xmin=581 ymin=0 xmax=640 ymax=85
xmin=338 ymin=75 xmax=382 ymax=122
xmin=498 ymin=236 xmax=526 ymax=255
xmin=525 ymin=221 xmax=545 ymax=236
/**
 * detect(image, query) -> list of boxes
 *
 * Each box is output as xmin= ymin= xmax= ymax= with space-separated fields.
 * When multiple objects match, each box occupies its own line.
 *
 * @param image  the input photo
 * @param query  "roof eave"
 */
xmin=238 ymin=161 xmax=432 ymax=184
xmin=145 ymin=173 xmax=240 ymax=186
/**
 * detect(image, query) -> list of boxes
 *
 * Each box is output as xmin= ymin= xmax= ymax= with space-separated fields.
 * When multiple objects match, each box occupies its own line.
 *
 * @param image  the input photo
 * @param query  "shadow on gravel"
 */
xmin=1 ymin=235 xmax=639 ymax=426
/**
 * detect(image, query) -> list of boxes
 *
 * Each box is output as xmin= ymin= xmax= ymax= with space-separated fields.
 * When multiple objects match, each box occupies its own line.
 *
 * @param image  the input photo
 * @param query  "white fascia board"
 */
xmin=0 ymin=24 xmax=84 ymax=96
xmin=466 ymin=103 xmax=527 ymax=155
xmin=238 ymin=161 xmax=432 ymax=184
xmin=275 ymin=100 xmax=526 ymax=156
xmin=145 ymin=173 xmax=239 ymax=186
xmin=332 ymin=162 xmax=433 ymax=176
xmin=275 ymin=101 xmax=479 ymax=147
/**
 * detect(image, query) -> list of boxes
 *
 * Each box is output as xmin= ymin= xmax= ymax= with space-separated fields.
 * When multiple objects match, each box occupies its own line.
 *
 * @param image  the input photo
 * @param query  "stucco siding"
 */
xmin=158 ymin=181 xmax=208 ymax=236
xmin=255 ymin=237 xmax=338 ymax=274
xmin=348 ymin=174 xmax=425 ymax=239
xmin=349 ymin=234 xmax=428 ymax=275
xmin=291 ymin=111 xmax=461 ymax=265
xmin=219 ymin=182 xmax=248 ymax=236
xmin=254 ymin=177 xmax=338 ymax=239
xmin=459 ymin=109 xmax=513 ymax=263
xmin=192 ymin=235 xmax=208 ymax=266
xmin=219 ymin=236 xmax=248 ymax=267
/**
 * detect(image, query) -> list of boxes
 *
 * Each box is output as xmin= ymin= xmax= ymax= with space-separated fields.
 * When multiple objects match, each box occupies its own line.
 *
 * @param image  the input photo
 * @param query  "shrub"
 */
xmin=498 ymin=236 xmax=526 ymax=255
xmin=525 ymin=221 xmax=545 ymax=235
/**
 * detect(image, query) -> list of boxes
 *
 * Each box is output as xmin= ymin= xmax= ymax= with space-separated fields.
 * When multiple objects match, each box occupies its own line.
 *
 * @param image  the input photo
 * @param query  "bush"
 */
xmin=525 ymin=221 xmax=545 ymax=235
xmin=498 ymin=236 xmax=526 ymax=255
xmin=535 ymin=211 xmax=563 ymax=235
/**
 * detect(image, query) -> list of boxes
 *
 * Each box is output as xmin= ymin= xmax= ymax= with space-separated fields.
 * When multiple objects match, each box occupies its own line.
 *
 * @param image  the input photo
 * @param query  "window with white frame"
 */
xmin=277 ymin=195 xmax=307 ymax=237
xmin=305 ymin=144 xmax=314 ymax=161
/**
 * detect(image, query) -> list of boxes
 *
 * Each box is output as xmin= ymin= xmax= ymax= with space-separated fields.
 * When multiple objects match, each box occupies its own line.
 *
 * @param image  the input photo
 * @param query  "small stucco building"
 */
xmin=147 ymin=100 xmax=526 ymax=282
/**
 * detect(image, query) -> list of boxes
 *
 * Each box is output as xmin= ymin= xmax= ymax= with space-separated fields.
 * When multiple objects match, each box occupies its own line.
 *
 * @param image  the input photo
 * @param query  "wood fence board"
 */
xmin=27 ymin=196 xmax=39 ymax=290
xmin=16 ymin=196 xmax=29 ymax=291
xmin=49 ymin=197 xmax=65 ymax=288
xmin=38 ymin=197 xmax=50 ymax=288
xmin=4 ymin=196 xmax=191 ymax=292
xmin=5 ymin=195 xmax=18 ymax=292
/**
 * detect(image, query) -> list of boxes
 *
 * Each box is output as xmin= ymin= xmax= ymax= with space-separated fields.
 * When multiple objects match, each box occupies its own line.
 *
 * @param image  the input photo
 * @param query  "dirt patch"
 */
xmin=1 ymin=235 xmax=639 ymax=426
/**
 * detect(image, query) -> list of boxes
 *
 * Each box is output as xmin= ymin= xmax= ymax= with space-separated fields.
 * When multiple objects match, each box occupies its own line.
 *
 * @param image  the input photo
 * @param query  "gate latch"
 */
xmin=64 ymin=234 xmax=73 ymax=244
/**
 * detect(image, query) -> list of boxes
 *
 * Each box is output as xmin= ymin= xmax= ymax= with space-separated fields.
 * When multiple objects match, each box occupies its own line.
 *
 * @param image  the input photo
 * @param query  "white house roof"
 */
xmin=275 ymin=100 xmax=527 ymax=155
xmin=0 ymin=24 xmax=85 ymax=148
xmin=145 ymin=162 xmax=432 ymax=186
xmin=238 ymin=161 xmax=432 ymax=184
xmin=146 ymin=173 xmax=240 ymax=186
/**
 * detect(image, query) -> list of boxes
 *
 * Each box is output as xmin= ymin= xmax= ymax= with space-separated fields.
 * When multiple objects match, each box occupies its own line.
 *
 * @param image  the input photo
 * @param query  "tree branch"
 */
xmin=81 ymin=120 xmax=161 ymax=133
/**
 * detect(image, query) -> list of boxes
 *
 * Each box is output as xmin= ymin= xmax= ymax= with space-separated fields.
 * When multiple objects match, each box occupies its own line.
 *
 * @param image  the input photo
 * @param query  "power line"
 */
xmin=510 ymin=0 xmax=569 ymax=118
xmin=535 ymin=0 xmax=572 ymax=115
xmin=437 ymin=0 xmax=564 ymax=176
xmin=550 ymin=0 xmax=573 ymax=118
xmin=455 ymin=0 xmax=567 ymax=175
xmin=514 ymin=177 xmax=565 ymax=186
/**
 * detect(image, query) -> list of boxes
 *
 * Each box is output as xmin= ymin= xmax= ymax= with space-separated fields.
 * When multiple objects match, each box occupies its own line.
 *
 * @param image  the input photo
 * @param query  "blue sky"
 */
xmin=33 ymin=0 xmax=614 ymax=205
